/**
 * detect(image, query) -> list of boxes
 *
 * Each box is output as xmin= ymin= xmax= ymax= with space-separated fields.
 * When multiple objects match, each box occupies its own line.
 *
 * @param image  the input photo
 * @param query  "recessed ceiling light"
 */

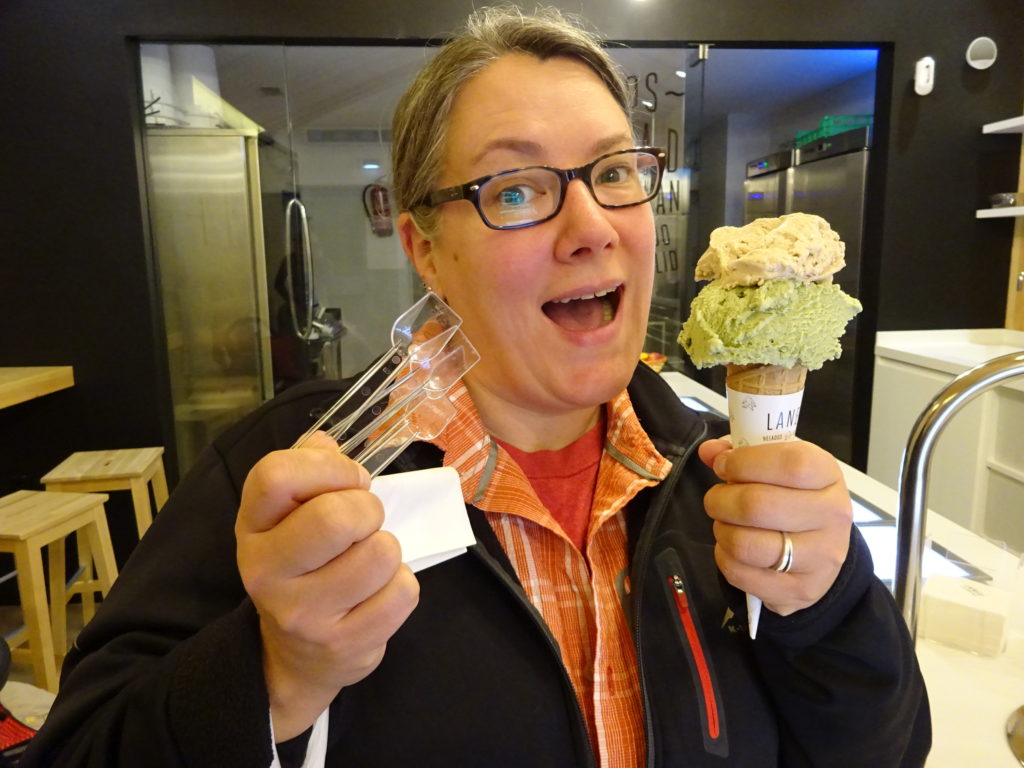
xmin=362 ymin=162 xmax=381 ymax=170
xmin=674 ymin=70 xmax=687 ymax=78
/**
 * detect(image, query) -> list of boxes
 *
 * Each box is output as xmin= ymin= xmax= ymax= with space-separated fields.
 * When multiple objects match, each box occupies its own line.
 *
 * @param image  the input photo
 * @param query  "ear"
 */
xmin=398 ymin=211 xmax=441 ymax=293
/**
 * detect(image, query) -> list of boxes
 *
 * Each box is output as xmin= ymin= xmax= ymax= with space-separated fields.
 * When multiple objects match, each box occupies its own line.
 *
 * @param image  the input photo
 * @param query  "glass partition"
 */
xmin=138 ymin=41 xmax=876 ymax=472
xmin=139 ymin=43 xmax=431 ymax=472
xmin=138 ymin=42 xmax=699 ymax=472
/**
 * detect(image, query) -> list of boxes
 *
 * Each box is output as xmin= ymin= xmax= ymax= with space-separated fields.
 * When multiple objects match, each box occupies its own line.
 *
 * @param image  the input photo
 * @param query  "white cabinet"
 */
xmin=867 ymin=329 xmax=1024 ymax=551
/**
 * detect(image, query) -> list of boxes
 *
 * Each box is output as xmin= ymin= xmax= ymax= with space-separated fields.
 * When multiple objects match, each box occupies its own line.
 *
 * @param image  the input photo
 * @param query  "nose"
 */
xmin=551 ymin=178 xmax=619 ymax=262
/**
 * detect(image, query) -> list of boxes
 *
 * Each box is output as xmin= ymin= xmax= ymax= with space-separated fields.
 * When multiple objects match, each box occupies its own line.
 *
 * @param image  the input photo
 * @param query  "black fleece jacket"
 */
xmin=22 ymin=364 xmax=930 ymax=767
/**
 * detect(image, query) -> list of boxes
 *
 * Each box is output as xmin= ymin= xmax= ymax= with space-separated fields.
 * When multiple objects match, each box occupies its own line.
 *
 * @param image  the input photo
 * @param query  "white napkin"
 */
xmin=370 ymin=467 xmax=475 ymax=572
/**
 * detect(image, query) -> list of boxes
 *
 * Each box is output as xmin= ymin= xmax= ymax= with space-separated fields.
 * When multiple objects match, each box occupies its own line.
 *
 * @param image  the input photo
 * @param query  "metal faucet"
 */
xmin=893 ymin=350 xmax=1024 ymax=638
xmin=892 ymin=348 xmax=1024 ymax=765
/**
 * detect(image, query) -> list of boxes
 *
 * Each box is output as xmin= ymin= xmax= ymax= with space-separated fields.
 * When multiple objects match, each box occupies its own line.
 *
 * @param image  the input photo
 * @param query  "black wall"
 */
xmin=1 ymin=1 xmax=1021 ymax=537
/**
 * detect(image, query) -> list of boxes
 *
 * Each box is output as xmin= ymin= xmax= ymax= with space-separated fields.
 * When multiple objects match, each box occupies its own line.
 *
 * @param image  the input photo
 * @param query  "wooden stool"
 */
xmin=0 ymin=491 xmax=118 ymax=692
xmin=42 ymin=447 xmax=168 ymax=539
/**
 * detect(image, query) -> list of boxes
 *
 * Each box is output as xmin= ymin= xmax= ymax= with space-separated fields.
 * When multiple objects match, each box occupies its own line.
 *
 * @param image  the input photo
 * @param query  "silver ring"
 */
xmin=773 ymin=531 xmax=794 ymax=573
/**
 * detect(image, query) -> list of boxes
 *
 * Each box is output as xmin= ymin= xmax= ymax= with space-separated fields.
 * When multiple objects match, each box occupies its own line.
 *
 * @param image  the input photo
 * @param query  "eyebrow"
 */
xmin=468 ymin=133 xmax=635 ymax=170
xmin=469 ymin=138 xmax=543 ymax=168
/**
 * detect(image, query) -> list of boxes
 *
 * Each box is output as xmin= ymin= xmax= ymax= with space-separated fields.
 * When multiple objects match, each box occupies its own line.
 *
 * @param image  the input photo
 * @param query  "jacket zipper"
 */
xmin=469 ymin=542 xmax=598 ymax=768
xmin=669 ymin=574 xmax=720 ymax=741
xmin=631 ymin=419 xmax=707 ymax=768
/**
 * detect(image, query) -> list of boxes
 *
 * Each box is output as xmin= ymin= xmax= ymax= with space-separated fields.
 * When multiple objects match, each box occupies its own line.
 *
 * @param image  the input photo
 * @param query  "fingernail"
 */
xmin=358 ymin=464 xmax=372 ymax=488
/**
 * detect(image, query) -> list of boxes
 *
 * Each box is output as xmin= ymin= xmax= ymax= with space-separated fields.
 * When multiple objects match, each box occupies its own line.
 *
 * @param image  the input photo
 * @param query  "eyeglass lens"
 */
xmin=479 ymin=150 xmax=661 ymax=229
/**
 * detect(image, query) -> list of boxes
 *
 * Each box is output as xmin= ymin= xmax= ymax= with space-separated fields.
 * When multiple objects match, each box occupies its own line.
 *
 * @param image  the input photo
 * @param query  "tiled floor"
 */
xmin=0 ymin=602 xmax=86 ymax=728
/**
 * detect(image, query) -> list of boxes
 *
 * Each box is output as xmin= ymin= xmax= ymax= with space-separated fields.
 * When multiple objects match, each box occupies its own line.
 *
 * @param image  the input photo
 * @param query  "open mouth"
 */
xmin=541 ymin=284 xmax=623 ymax=332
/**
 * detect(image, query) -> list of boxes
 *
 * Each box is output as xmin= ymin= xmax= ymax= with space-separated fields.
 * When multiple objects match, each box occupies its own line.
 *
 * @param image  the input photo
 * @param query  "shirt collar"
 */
xmin=430 ymin=382 xmax=672 ymax=509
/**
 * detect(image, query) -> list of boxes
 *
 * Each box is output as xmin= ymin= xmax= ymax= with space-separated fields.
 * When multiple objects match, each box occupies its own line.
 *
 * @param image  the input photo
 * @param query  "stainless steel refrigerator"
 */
xmin=742 ymin=149 xmax=793 ymax=223
xmin=787 ymin=127 xmax=870 ymax=299
xmin=144 ymin=128 xmax=276 ymax=474
xmin=144 ymin=127 xmax=391 ymax=475
xmin=785 ymin=126 xmax=871 ymax=463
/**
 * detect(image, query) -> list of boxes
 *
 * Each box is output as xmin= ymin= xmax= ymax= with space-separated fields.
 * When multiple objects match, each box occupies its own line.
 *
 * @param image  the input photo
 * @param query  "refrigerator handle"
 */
xmin=284 ymin=196 xmax=314 ymax=341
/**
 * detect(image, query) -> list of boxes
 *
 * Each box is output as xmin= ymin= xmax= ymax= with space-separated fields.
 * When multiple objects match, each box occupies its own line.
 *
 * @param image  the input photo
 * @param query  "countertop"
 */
xmin=662 ymin=371 xmax=1024 ymax=768
xmin=875 ymin=329 xmax=1024 ymax=393
xmin=0 ymin=367 xmax=75 ymax=409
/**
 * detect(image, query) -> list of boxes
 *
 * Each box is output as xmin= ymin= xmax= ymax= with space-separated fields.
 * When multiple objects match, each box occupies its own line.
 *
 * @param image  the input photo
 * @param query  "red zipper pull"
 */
xmin=667 ymin=574 xmax=720 ymax=741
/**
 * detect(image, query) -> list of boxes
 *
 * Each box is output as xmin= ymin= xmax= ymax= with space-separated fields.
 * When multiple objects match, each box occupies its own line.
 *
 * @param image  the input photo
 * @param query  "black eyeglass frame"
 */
xmin=420 ymin=147 xmax=668 ymax=230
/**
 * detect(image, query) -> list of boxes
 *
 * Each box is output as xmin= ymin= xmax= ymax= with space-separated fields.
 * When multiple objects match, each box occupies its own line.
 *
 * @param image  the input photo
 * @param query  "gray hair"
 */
xmin=391 ymin=5 xmax=631 ymax=237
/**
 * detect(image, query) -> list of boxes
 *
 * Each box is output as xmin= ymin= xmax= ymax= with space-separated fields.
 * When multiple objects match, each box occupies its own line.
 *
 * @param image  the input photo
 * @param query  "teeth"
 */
xmin=555 ymin=287 xmax=616 ymax=304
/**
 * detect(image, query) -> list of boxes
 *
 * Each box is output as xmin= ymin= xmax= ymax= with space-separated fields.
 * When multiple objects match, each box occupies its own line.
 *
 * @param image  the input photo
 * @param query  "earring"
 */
xmin=423 ymin=282 xmax=446 ymax=301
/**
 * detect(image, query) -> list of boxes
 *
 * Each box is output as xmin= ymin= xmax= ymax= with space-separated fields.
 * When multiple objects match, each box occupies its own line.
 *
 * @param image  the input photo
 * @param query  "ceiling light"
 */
xmin=362 ymin=162 xmax=381 ymax=170
xmin=674 ymin=70 xmax=687 ymax=78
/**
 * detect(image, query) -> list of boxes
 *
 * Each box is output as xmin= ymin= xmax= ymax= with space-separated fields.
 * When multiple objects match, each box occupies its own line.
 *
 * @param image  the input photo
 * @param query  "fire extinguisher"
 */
xmin=362 ymin=183 xmax=393 ymax=237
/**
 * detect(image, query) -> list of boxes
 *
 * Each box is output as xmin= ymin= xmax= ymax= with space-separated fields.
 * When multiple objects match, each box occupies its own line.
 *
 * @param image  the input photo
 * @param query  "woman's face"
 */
xmin=401 ymin=54 xmax=656 ymax=426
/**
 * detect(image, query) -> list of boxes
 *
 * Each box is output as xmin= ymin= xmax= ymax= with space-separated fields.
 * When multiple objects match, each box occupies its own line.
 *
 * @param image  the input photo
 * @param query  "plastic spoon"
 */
xmin=324 ymin=324 xmax=462 ymax=441
xmin=355 ymin=396 xmax=458 ymax=478
xmin=293 ymin=293 xmax=463 ymax=448
xmin=333 ymin=330 xmax=479 ymax=453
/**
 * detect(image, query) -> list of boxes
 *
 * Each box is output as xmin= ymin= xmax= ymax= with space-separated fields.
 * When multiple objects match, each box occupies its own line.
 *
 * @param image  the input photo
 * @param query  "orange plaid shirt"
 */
xmin=429 ymin=383 xmax=672 ymax=768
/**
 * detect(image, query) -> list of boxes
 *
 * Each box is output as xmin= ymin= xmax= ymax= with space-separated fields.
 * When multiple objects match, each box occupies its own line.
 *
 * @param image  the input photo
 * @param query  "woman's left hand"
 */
xmin=697 ymin=437 xmax=853 ymax=617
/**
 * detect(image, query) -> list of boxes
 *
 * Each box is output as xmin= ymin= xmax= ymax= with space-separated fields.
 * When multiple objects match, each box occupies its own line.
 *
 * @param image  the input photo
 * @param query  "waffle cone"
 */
xmin=726 ymin=363 xmax=807 ymax=395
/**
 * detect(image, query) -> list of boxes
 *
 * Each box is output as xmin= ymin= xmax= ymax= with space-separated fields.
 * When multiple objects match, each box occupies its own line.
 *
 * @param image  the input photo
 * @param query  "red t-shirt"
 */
xmin=495 ymin=420 xmax=604 ymax=551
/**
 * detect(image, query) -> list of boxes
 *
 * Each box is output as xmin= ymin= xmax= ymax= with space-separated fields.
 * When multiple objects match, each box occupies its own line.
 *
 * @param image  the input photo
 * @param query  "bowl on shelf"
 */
xmin=989 ymin=192 xmax=1018 ymax=208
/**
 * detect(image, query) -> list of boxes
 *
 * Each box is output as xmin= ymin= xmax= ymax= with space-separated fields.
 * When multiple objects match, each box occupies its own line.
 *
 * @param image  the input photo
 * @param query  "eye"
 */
xmin=485 ymin=173 xmax=547 ymax=209
xmin=595 ymin=162 xmax=636 ymax=186
xmin=499 ymin=185 xmax=534 ymax=207
xmin=478 ymin=168 xmax=558 ymax=226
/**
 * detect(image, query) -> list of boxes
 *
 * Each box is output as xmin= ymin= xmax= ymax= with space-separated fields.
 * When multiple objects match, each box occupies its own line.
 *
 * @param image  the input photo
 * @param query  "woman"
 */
xmin=23 ymin=8 xmax=929 ymax=768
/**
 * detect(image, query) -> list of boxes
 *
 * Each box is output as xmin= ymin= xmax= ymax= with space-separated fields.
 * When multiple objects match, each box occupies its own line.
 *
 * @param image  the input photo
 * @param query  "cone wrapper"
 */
xmin=725 ymin=363 xmax=807 ymax=447
xmin=724 ymin=363 xmax=806 ymax=640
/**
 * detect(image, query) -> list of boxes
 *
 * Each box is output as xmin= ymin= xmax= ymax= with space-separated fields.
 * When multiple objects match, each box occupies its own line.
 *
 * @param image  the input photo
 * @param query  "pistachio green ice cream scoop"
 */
xmin=679 ymin=277 xmax=862 ymax=371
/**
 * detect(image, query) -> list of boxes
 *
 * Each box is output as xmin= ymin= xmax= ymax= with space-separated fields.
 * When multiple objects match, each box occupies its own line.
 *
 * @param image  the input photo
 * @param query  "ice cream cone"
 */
xmin=724 ymin=363 xmax=807 ymax=448
xmin=681 ymin=215 xmax=861 ymax=641
xmin=723 ymin=362 xmax=807 ymax=639
xmin=726 ymin=363 xmax=807 ymax=395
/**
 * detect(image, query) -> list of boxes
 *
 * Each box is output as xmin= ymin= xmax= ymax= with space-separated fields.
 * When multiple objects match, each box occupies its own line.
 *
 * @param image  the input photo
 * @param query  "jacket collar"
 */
xmin=626 ymin=362 xmax=713 ymax=461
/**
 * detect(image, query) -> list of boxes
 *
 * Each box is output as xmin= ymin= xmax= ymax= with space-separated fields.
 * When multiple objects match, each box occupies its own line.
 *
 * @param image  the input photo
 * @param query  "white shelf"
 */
xmin=982 ymin=115 xmax=1024 ymax=134
xmin=976 ymin=206 xmax=1024 ymax=218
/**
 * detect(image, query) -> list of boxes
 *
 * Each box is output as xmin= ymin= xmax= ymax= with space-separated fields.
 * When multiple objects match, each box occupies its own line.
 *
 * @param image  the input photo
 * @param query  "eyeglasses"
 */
xmin=421 ymin=147 xmax=667 ymax=230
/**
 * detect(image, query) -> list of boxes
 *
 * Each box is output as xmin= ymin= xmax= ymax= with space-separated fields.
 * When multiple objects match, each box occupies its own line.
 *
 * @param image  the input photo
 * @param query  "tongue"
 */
xmin=543 ymin=295 xmax=612 ymax=331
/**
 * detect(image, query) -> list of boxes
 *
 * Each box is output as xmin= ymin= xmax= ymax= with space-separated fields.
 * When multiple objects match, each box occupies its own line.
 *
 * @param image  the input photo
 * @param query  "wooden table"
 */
xmin=0 ymin=367 xmax=75 ymax=410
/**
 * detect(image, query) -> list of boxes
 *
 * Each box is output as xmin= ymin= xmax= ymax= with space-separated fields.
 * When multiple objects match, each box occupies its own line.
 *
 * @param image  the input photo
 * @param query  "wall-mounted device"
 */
xmin=913 ymin=56 xmax=935 ymax=96
xmin=965 ymin=37 xmax=998 ymax=70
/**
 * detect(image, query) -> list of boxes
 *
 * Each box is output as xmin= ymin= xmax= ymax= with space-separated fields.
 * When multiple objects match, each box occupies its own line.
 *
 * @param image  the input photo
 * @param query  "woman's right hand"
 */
xmin=235 ymin=431 xmax=420 ymax=741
